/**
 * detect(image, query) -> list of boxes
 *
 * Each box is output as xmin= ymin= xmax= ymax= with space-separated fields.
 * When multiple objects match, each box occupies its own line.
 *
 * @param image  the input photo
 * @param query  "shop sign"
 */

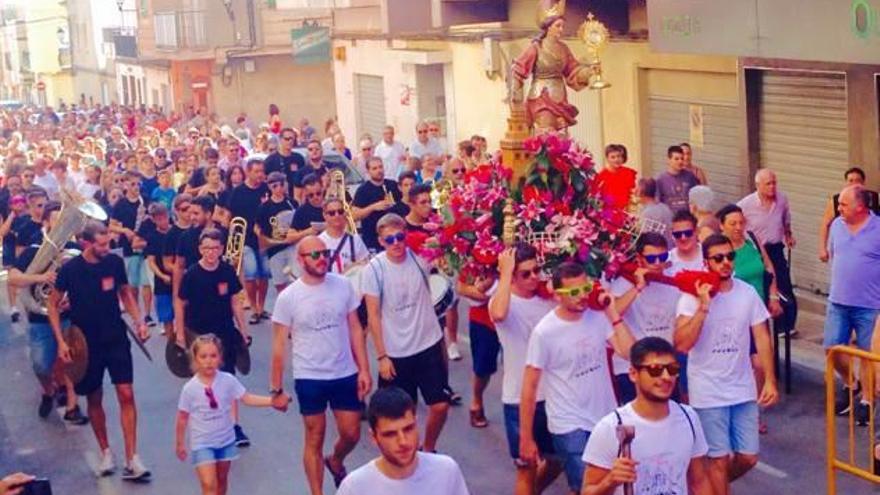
xmin=291 ymin=25 xmax=330 ymax=65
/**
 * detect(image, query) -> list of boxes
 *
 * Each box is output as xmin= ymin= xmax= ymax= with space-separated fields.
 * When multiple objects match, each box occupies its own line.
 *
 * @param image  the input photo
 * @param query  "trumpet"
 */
xmin=225 ymin=217 xmax=247 ymax=275
xmin=327 ymin=169 xmax=358 ymax=234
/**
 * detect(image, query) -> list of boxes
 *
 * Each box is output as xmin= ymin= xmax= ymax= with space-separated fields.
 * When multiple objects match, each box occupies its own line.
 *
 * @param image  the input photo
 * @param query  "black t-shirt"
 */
xmin=164 ymin=224 xmax=186 ymax=260
xmin=14 ymin=216 xmax=42 ymax=248
xmin=406 ymin=219 xmax=430 ymax=235
xmin=111 ymin=196 xmax=143 ymax=256
xmin=188 ymin=167 xmax=207 ymax=189
xmin=141 ymin=175 xmax=158 ymax=203
xmin=176 ymin=226 xmax=204 ymax=270
xmin=145 ymin=227 xmax=172 ymax=295
xmin=227 ymin=183 xmax=269 ymax=248
xmin=353 ymin=179 xmax=403 ymax=250
xmin=291 ymin=202 xmax=325 ymax=231
xmin=15 ymin=246 xmax=71 ymax=323
xmin=55 ymin=254 xmax=128 ymax=345
xmin=179 ymin=261 xmax=242 ymax=335
xmin=265 ymin=151 xmax=305 ymax=194
xmin=256 ymin=197 xmax=296 ymax=258
xmin=291 ymin=161 xmax=336 ymax=188
xmin=3 ymin=215 xmax=28 ymax=265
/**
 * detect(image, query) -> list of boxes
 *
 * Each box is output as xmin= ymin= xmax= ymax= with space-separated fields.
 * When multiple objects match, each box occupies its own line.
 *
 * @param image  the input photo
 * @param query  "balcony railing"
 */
xmin=114 ymin=33 xmax=138 ymax=58
xmin=154 ymin=10 xmax=207 ymax=50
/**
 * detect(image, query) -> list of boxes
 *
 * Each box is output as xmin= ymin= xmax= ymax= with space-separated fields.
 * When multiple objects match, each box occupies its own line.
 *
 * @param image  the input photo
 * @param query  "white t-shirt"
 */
xmin=676 ymin=279 xmax=770 ymax=408
xmin=177 ymin=372 xmax=246 ymax=450
xmin=609 ymin=277 xmax=681 ymax=375
xmin=271 ymin=273 xmax=360 ymax=380
xmin=491 ymin=292 xmax=555 ymax=404
xmin=33 ymin=173 xmax=59 ymax=199
xmin=409 ymin=138 xmax=445 ymax=160
xmin=375 ymin=140 xmax=406 ymax=180
xmin=582 ymin=402 xmax=708 ymax=495
xmin=337 ymin=452 xmax=470 ymax=495
xmin=319 ymin=231 xmax=369 ymax=274
xmin=668 ymin=248 xmax=704 ymax=274
xmin=361 ymin=251 xmax=442 ymax=358
xmin=525 ymin=309 xmax=618 ymax=434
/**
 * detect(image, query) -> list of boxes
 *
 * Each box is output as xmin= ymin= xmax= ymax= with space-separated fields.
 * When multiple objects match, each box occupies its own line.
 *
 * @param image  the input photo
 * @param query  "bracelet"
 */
xmin=611 ymin=318 xmax=624 ymax=326
xmin=377 ymin=354 xmax=389 ymax=361
xmin=269 ymin=388 xmax=283 ymax=396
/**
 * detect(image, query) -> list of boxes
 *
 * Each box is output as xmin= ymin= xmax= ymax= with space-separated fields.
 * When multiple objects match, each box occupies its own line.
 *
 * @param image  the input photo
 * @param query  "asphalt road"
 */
xmin=0 ymin=292 xmax=878 ymax=494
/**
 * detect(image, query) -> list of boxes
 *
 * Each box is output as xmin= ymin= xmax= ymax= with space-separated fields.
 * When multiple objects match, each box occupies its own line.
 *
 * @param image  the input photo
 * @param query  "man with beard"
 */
xmin=582 ymin=337 xmax=711 ymax=495
xmin=674 ymin=234 xmax=778 ymax=495
xmin=353 ymin=157 xmax=401 ymax=252
xmin=47 ymin=222 xmax=152 ymax=481
xmin=270 ymin=235 xmax=371 ymax=493
xmin=336 ymin=387 xmax=469 ymax=494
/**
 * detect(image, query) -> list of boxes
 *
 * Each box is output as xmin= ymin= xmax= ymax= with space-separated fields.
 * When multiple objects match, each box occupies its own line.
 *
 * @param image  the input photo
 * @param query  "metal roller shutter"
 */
xmin=758 ymin=71 xmax=848 ymax=295
xmin=647 ymin=98 xmax=745 ymax=205
xmin=355 ymin=74 xmax=386 ymax=142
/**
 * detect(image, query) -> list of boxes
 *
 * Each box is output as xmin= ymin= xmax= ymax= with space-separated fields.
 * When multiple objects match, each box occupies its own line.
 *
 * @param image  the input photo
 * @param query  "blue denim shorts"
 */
xmin=470 ymin=322 xmax=500 ymax=378
xmin=551 ymin=428 xmax=590 ymax=492
xmin=29 ymin=320 xmax=68 ymax=377
xmin=695 ymin=400 xmax=759 ymax=458
xmin=156 ymin=294 xmax=174 ymax=323
xmin=242 ymin=245 xmax=270 ymax=281
xmin=502 ymin=402 xmax=555 ymax=462
xmin=191 ymin=441 xmax=239 ymax=466
xmin=823 ymin=302 xmax=880 ymax=350
xmin=294 ymin=373 xmax=362 ymax=416
xmin=124 ymin=255 xmax=152 ymax=288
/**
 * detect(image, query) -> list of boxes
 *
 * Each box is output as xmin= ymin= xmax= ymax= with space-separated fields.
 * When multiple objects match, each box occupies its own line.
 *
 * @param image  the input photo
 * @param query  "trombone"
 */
xmin=327 ymin=169 xmax=358 ymax=234
xmin=225 ymin=217 xmax=247 ymax=275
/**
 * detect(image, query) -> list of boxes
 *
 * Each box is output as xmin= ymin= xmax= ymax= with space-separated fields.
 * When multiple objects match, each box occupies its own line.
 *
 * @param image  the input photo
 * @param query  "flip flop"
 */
xmin=323 ymin=456 xmax=347 ymax=488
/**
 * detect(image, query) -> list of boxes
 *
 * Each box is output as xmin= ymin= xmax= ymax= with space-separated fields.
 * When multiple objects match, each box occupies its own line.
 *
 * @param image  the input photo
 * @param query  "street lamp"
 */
xmin=116 ymin=0 xmax=125 ymax=28
xmin=223 ymin=0 xmax=235 ymax=21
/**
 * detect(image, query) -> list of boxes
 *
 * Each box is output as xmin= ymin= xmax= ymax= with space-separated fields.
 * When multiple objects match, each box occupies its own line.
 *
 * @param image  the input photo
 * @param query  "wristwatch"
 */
xmin=269 ymin=388 xmax=283 ymax=397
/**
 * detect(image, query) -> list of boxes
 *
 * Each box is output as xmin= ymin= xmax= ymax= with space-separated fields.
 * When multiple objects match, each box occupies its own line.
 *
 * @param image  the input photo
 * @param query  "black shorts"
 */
xmin=75 ymin=340 xmax=133 ymax=396
xmin=379 ymin=339 xmax=449 ymax=406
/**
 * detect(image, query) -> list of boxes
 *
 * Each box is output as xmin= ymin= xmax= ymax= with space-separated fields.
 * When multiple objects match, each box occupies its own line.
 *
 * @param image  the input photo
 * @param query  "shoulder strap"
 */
xmin=676 ymin=402 xmax=696 ymax=443
xmin=330 ymin=233 xmax=351 ymax=271
xmin=407 ymin=249 xmax=430 ymax=292
xmin=746 ymin=230 xmax=761 ymax=249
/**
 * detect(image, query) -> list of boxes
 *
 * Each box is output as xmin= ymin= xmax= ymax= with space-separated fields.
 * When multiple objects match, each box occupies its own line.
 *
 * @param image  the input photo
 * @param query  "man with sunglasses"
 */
xmin=256 ymin=172 xmax=297 ymax=294
xmin=582 ymin=337 xmax=711 ymax=495
xmin=674 ymin=233 xmax=777 ymax=495
xmin=270 ymin=235 xmax=372 ymax=493
xmin=288 ymin=174 xmax=326 ymax=248
xmin=362 ymin=213 xmax=450 ymax=454
xmin=178 ymin=228 xmax=251 ymax=447
xmin=409 ymin=121 xmax=444 ymax=160
xmin=609 ymin=232 xmax=681 ymax=404
xmin=264 ymin=127 xmax=305 ymax=193
xmin=521 ymin=262 xmax=635 ymax=494
xmin=488 ymin=244 xmax=563 ymax=494
xmin=292 ymin=139 xmax=331 ymax=204
xmin=668 ymin=210 xmax=705 ymax=273
xmin=353 ymin=156 xmax=402 ymax=251
xmin=319 ymin=197 xmax=369 ymax=275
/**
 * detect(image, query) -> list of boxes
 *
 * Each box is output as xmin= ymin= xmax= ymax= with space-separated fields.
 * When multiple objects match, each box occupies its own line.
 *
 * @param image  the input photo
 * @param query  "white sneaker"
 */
xmin=122 ymin=454 xmax=151 ymax=481
xmin=96 ymin=449 xmax=115 ymax=477
xmin=447 ymin=342 xmax=462 ymax=361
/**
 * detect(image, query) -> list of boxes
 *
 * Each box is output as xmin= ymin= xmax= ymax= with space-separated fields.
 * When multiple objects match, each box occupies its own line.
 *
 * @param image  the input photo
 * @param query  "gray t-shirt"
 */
xmin=656 ymin=170 xmax=699 ymax=213
xmin=640 ymin=202 xmax=674 ymax=245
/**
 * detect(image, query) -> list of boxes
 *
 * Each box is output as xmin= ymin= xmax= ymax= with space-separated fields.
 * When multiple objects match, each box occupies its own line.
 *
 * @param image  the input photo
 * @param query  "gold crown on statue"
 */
xmin=537 ymin=0 xmax=567 ymax=25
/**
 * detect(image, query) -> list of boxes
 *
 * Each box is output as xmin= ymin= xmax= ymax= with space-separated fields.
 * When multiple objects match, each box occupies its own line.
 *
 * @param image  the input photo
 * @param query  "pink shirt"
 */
xmin=737 ymin=191 xmax=791 ymax=244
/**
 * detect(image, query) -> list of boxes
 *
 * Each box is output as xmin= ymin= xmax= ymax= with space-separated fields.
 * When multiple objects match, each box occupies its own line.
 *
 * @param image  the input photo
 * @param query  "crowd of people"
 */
xmin=0 ymin=101 xmax=878 ymax=495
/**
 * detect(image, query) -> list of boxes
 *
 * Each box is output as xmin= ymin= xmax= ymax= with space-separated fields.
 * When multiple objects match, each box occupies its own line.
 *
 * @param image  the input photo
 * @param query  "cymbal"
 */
xmin=165 ymin=340 xmax=193 ymax=379
xmin=235 ymin=334 xmax=251 ymax=376
xmin=64 ymin=325 xmax=89 ymax=384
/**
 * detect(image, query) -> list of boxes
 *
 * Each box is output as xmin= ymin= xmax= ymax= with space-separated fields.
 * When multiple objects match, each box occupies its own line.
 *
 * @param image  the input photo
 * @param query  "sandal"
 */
xmin=469 ymin=408 xmax=489 ymax=428
xmin=323 ymin=456 xmax=347 ymax=488
xmin=248 ymin=314 xmax=261 ymax=325
xmin=759 ymin=422 xmax=769 ymax=435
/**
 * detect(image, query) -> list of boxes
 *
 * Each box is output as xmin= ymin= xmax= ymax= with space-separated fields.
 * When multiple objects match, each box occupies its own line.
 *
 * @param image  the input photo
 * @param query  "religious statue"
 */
xmin=508 ymin=0 xmax=610 ymax=134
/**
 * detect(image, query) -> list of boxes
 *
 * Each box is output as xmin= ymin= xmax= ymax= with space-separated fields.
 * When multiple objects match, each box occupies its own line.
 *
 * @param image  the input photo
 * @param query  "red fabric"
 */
xmin=596 ymin=166 xmax=637 ymax=210
xmin=469 ymin=303 xmax=495 ymax=330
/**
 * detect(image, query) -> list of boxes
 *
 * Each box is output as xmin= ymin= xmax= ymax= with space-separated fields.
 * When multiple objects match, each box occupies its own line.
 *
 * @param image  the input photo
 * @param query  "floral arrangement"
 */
xmin=408 ymin=133 xmax=639 ymax=280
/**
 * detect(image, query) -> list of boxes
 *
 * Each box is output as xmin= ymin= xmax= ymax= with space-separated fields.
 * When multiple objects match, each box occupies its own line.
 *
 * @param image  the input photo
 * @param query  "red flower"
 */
xmin=467 ymin=163 xmax=494 ymax=184
xmin=473 ymin=247 xmax=498 ymax=266
xmin=523 ymin=137 xmax=542 ymax=153
xmin=551 ymin=200 xmax=571 ymax=216
xmin=405 ymin=230 xmax=430 ymax=251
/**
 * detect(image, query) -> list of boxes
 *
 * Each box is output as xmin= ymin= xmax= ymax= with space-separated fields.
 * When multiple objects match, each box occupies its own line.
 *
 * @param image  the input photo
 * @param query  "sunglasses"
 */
xmin=268 ymin=181 xmax=285 ymax=188
xmin=517 ymin=267 xmax=541 ymax=279
xmin=643 ymin=252 xmax=669 ymax=264
xmin=307 ymin=192 xmax=323 ymax=199
xmin=304 ymin=249 xmax=331 ymax=260
xmin=636 ymin=363 xmax=681 ymax=378
xmin=281 ymin=136 xmax=295 ymax=141
xmin=324 ymin=209 xmax=343 ymax=217
xmin=205 ymin=387 xmax=218 ymax=409
xmin=672 ymin=229 xmax=694 ymax=240
xmin=382 ymin=232 xmax=406 ymax=245
xmin=451 ymin=168 xmax=465 ymax=174
xmin=417 ymin=130 xmax=428 ymax=134
xmin=307 ymin=147 xmax=321 ymax=152
xmin=708 ymin=252 xmax=736 ymax=263
xmin=555 ymin=282 xmax=593 ymax=297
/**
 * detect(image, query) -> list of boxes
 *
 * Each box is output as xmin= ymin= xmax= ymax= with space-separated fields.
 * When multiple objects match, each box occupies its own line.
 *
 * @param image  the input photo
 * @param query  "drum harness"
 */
xmin=329 ymin=232 xmax=356 ymax=274
xmin=366 ymin=250 xmax=430 ymax=305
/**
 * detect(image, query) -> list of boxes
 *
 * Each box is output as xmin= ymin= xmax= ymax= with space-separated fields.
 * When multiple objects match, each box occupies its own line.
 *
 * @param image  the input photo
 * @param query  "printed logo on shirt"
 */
xmin=635 ymin=454 xmax=682 ymax=495
xmin=101 ymin=276 xmax=115 ymax=292
xmin=218 ymin=282 xmax=229 ymax=296
xmin=710 ymin=317 xmax=739 ymax=355
xmin=571 ymin=337 xmax=605 ymax=379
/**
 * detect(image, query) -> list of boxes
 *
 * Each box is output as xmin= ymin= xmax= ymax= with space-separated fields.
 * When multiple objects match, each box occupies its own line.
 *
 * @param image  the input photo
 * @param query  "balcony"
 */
xmin=114 ymin=32 xmax=138 ymax=59
xmin=154 ymin=10 xmax=207 ymax=50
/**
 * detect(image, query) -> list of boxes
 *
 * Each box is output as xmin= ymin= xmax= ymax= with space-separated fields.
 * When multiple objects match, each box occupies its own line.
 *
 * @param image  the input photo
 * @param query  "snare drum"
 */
xmin=429 ymin=274 xmax=457 ymax=317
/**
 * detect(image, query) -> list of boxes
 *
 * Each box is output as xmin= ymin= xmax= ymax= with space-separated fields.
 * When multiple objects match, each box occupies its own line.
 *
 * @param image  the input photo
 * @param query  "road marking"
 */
xmin=755 ymin=461 xmax=789 ymax=479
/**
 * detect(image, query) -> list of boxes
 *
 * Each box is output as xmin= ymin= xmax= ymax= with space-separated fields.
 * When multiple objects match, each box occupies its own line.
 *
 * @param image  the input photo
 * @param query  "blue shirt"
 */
xmin=151 ymin=187 xmax=176 ymax=211
xmin=829 ymin=215 xmax=880 ymax=309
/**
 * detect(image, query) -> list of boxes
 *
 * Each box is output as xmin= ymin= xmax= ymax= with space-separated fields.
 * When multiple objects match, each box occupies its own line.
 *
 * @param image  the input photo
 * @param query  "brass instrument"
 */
xmin=381 ymin=182 xmax=395 ymax=204
xmin=21 ymin=188 xmax=107 ymax=316
xmin=327 ymin=169 xmax=358 ymax=234
xmin=225 ymin=217 xmax=247 ymax=275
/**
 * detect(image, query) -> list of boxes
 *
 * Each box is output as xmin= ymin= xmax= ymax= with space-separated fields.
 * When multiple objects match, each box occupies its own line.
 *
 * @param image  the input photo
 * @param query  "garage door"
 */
xmin=647 ymin=98 xmax=745 ymax=205
xmin=355 ymin=74 xmax=386 ymax=142
xmin=758 ymin=71 xmax=849 ymax=295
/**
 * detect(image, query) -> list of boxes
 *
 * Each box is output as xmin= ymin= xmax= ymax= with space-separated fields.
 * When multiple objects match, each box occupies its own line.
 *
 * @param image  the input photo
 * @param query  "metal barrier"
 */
xmin=826 ymin=345 xmax=880 ymax=494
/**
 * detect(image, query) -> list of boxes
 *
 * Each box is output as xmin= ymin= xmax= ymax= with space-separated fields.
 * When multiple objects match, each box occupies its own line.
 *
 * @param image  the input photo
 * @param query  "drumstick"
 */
xmin=125 ymin=323 xmax=154 ymax=362
xmin=616 ymin=425 xmax=636 ymax=495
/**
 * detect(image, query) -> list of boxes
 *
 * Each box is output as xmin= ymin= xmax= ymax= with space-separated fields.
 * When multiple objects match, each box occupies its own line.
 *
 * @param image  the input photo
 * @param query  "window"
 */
xmin=154 ymin=12 xmax=178 ymax=49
